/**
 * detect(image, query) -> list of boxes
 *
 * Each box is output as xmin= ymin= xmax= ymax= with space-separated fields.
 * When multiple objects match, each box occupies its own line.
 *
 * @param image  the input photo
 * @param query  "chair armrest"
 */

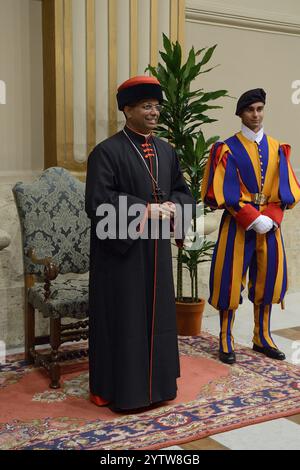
xmin=27 ymin=248 xmax=59 ymax=300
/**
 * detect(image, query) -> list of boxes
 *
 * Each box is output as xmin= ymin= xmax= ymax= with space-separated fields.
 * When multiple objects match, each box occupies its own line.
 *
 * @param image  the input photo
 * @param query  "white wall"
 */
xmin=0 ymin=0 xmax=44 ymax=351
xmin=186 ymin=0 xmax=300 ymax=171
xmin=0 ymin=0 xmax=43 ymax=176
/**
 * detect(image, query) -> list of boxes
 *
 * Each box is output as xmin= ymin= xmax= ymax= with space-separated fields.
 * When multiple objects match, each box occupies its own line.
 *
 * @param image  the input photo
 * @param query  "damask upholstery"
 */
xmin=13 ymin=167 xmax=90 ymax=277
xmin=28 ymin=277 xmax=89 ymax=319
xmin=12 ymin=167 xmax=90 ymax=388
xmin=13 ymin=167 xmax=90 ymax=320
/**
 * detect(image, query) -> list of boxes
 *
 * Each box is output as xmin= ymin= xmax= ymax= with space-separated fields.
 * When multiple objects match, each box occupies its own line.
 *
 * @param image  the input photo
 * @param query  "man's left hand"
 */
xmin=159 ymin=201 xmax=176 ymax=219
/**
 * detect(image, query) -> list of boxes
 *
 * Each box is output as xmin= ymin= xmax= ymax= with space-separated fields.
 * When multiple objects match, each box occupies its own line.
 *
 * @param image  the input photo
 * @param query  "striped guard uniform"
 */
xmin=201 ymin=131 xmax=300 ymax=352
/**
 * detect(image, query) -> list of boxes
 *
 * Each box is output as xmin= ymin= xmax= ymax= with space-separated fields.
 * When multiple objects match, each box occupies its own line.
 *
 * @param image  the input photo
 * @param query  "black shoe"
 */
xmin=219 ymin=351 xmax=236 ymax=364
xmin=253 ymin=344 xmax=286 ymax=360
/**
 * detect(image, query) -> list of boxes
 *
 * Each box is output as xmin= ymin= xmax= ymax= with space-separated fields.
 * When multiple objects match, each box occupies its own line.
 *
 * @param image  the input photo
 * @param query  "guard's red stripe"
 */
xmin=235 ymin=203 xmax=260 ymax=229
xmin=262 ymin=203 xmax=284 ymax=225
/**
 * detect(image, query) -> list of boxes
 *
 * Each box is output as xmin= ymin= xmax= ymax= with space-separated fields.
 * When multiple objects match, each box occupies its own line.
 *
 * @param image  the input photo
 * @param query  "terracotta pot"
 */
xmin=176 ymin=298 xmax=205 ymax=336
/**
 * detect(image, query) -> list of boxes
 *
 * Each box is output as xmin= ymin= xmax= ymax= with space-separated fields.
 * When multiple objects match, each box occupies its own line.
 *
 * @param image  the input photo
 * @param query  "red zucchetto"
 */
xmin=116 ymin=76 xmax=163 ymax=111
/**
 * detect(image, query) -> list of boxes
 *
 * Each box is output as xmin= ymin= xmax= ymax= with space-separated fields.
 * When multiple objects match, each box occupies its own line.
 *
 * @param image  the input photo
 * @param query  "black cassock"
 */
xmin=85 ymin=126 xmax=194 ymax=410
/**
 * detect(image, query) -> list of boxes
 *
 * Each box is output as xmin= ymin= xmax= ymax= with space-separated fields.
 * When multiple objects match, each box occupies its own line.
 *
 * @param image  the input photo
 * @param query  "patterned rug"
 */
xmin=1 ymin=333 xmax=300 ymax=450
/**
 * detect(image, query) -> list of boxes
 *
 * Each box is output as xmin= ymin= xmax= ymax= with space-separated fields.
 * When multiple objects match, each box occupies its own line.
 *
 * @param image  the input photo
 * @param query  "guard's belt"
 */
xmin=251 ymin=193 xmax=269 ymax=205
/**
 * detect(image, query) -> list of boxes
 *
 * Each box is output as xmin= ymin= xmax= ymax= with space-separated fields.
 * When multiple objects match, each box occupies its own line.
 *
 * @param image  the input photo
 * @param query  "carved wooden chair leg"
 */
xmin=49 ymin=317 xmax=61 ymax=389
xmin=25 ymin=302 xmax=35 ymax=363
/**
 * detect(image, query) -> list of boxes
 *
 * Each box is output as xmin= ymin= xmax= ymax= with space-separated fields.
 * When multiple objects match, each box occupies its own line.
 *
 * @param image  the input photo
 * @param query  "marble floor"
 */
xmin=168 ymin=291 xmax=300 ymax=451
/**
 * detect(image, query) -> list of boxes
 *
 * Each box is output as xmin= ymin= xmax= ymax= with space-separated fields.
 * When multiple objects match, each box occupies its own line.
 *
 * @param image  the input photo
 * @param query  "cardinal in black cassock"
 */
xmin=85 ymin=76 xmax=195 ymax=410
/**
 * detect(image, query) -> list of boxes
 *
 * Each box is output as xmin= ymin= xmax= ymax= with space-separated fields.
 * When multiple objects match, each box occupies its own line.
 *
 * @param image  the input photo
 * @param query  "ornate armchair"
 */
xmin=13 ymin=167 xmax=90 ymax=388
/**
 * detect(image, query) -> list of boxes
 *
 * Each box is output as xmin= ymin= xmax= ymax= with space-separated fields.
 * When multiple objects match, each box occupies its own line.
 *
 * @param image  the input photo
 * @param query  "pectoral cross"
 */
xmin=152 ymin=187 xmax=166 ymax=203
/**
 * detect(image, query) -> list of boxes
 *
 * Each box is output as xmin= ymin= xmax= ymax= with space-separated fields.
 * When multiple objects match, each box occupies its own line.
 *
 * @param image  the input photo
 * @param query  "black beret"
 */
xmin=117 ymin=76 xmax=163 ymax=111
xmin=236 ymin=88 xmax=266 ymax=116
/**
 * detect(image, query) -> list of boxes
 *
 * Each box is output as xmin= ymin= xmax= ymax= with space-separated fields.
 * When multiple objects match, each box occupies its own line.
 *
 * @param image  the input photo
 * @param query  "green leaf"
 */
xmin=165 ymin=73 xmax=178 ymax=101
xmin=160 ymin=52 xmax=176 ymax=73
xmin=200 ymin=90 xmax=228 ymax=102
xmin=181 ymin=47 xmax=195 ymax=80
xmin=195 ymin=132 xmax=206 ymax=156
xmin=199 ymin=45 xmax=217 ymax=67
xmin=157 ymin=63 xmax=169 ymax=84
xmin=199 ymin=66 xmax=217 ymax=75
xmin=173 ymin=42 xmax=182 ymax=74
xmin=145 ymin=65 xmax=157 ymax=77
xmin=163 ymin=34 xmax=173 ymax=57
xmin=195 ymin=47 xmax=206 ymax=57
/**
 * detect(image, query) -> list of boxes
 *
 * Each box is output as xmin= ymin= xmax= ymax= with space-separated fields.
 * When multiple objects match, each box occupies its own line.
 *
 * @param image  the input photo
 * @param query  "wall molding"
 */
xmin=186 ymin=6 xmax=300 ymax=36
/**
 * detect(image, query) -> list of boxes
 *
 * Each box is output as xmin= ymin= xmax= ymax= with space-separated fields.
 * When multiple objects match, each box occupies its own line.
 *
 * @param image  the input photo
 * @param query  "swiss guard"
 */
xmin=201 ymin=88 xmax=300 ymax=364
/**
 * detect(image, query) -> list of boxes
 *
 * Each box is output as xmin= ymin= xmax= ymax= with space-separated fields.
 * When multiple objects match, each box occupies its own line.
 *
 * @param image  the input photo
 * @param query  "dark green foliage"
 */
xmin=147 ymin=35 xmax=228 ymax=301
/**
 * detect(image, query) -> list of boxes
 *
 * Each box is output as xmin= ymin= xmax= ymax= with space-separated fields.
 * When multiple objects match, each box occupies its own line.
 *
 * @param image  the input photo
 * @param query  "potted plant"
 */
xmin=147 ymin=35 xmax=228 ymax=335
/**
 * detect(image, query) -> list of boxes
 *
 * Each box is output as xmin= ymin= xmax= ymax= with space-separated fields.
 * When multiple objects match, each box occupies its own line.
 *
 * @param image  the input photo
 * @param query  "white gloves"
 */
xmin=247 ymin=215 xmax=274 ymax=234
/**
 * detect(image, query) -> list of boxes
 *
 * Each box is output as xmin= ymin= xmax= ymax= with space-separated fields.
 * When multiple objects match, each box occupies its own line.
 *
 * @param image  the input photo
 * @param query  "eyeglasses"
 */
xmin=140 ymin=104 xmax=162 ymax=112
